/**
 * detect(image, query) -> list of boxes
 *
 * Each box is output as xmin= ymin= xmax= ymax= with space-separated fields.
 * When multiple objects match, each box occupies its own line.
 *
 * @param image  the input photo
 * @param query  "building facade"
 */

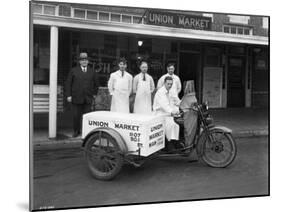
xmin=31 ymin=1 xmax=269 ymax=137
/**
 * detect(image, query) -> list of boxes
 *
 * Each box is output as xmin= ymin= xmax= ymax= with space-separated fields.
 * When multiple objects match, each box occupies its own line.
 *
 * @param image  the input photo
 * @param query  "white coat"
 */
xmin=108 ymin=70 xmax=133 ymax=113
xmin=133 ymin=73 xmax=155 ymax=114
xmin=153 ymin=86 xmax=179 ymax=141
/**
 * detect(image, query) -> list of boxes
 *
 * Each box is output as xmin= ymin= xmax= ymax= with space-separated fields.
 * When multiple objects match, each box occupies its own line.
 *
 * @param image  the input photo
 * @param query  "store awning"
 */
xmin=33 ymin=15 xmax=268 ymax=45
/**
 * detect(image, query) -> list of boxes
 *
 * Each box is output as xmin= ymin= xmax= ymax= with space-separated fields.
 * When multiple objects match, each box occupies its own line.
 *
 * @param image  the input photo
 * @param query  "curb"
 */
xmin=232 ymin=129 xmax=268 ymax=138
xmin=32 ymin=129 xmax=268 ymax=150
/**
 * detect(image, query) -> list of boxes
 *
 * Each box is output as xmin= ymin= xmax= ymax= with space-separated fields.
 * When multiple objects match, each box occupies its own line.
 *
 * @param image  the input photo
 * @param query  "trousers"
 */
xmin=72 ymin=103 xmax=91 ymax=133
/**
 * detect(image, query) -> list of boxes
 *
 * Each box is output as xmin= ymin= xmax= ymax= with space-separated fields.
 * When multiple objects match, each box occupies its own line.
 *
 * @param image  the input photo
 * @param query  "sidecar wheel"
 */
xmin=197 ymin=130 xmax=237 ymax=168
xmin=84 ymin=132 xmax=124 ymax=180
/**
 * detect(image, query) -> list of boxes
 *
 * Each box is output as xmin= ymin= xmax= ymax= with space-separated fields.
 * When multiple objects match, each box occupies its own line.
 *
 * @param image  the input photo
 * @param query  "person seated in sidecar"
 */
xmin=153 ymin=76 xmax=180 ymax=151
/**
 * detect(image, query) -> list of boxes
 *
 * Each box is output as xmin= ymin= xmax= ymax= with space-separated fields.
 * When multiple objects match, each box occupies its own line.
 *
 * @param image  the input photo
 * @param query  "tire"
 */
xmin=196 ymin=129 xmax=237 ymax=168
xmin=84 ymin=132 xmax=124 ymax=180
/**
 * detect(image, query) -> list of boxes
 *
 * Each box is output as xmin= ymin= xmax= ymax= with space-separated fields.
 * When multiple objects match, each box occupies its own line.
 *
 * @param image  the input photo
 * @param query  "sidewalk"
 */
xmin=32 ymin=108 xmax=268 ymax=150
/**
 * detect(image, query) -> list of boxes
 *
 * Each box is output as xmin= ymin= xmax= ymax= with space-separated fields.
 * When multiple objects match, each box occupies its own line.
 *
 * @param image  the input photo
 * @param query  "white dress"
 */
xmin=108 ymin=70 xmax=132 ymax=113
xmin=133 ymin=73 xmax=155 ymax=114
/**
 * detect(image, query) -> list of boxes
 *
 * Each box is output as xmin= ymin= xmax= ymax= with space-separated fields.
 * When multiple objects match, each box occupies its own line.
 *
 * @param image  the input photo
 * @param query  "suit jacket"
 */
xmin=65 ymin=66 xmax=99 ymax=104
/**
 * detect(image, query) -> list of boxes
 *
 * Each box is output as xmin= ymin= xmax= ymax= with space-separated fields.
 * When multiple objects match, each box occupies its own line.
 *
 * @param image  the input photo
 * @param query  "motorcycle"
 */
xmin=82 ymin=102 xmax=237 ymax=180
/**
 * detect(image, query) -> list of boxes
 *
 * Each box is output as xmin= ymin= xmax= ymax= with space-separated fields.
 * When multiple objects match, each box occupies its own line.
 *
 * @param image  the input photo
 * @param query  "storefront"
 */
xmin=31 ymin=2 xmax=269 ymax=137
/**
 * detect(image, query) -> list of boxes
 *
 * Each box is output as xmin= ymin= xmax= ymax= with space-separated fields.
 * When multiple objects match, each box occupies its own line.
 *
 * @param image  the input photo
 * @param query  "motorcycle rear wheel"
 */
xmin=197 ymin=129 xmax=237 ymax=168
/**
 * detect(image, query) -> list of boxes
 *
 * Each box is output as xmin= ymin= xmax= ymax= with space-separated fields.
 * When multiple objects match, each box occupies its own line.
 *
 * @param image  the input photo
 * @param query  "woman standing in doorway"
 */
xmin=133 ymin=60 xmax=155 ymax=114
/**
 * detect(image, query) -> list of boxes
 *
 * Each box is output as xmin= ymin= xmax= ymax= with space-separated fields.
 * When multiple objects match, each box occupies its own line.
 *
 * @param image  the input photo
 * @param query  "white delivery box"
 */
xmin=82 ymin=111 xmax=165 ymax=157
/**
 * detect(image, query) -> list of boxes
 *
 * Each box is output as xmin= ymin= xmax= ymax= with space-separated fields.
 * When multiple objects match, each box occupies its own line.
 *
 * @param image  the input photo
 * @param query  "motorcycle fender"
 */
xmin=208 ymin=125 xmax=232 ymax=134
xmin=82 ymin=127 xmax=128 ymax=154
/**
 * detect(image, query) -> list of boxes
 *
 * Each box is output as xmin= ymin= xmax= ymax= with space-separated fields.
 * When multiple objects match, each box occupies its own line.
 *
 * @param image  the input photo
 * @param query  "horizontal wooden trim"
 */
xmin=33 ymin=14 xmax=268 ymax=45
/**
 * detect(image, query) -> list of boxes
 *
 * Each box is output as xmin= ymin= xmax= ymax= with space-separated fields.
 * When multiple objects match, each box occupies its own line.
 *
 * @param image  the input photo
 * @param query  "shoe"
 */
xmin=72 ymin=131 xmax=79 ymax=138
xmin=165 ymin=141 xmax=176 ymax=152
xmin=173 ymin=140 xmax=185 ymax=149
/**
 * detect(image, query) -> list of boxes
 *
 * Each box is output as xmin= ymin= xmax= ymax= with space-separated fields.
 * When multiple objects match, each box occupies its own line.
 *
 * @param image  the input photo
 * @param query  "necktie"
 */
xmin=84 ymin=67 xmax=86 ymax=72
xmin=143 ymin=73 xmax=146 ymax=81
xmin=121 ymin=71 xmax=124 ymax=77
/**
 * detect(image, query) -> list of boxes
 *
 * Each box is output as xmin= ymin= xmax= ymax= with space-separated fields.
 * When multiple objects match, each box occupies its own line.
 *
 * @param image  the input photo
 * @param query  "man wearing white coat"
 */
xmin=133 ymin=60 xmax=155 ymax=114
xmin=108 ymin=58 xmax=132 ymax=113
xmin=157 ymin=63 xmax=182 ymax=106
xmin=153 ymin=76 xmax=180 ymax=150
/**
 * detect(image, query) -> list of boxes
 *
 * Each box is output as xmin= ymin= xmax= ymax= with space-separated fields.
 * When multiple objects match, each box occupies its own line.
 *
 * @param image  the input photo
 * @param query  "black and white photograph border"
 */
xmin=3 ymin=1 xmax=279 ymax=211
xmin=29 ymin=0 xmax=270 ymax=211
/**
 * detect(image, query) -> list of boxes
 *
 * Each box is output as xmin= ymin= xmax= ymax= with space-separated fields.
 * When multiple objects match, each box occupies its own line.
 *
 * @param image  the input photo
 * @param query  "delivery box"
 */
xmin=82 ymin=111 xmax=165 ymax=157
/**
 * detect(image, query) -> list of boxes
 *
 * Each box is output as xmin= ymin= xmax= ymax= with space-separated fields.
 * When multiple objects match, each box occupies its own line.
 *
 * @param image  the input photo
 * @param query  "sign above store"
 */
xmin=146 ymin=10 xmax=212 ymax=30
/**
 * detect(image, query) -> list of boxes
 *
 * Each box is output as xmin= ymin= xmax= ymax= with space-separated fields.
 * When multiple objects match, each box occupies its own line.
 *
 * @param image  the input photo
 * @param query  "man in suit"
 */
xmin=65 ymin=52 xmax=99 ymax=137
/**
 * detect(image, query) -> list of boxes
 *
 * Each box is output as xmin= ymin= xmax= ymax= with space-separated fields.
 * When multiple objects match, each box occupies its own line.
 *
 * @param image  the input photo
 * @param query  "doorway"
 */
xmin=227 ymin=56 xmax=245 ymax=107
xmin=179 ymin=52 xmax=201 ymax=99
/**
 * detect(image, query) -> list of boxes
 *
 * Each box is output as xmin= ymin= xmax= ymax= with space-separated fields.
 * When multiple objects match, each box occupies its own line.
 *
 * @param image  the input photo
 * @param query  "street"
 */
xmin=32 ymin=136 xmax=269 ymax=210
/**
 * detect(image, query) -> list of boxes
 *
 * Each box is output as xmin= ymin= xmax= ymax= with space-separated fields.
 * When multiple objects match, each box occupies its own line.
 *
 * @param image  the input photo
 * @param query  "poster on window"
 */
xmin=202 ymin=67 xmax=223 ymax=108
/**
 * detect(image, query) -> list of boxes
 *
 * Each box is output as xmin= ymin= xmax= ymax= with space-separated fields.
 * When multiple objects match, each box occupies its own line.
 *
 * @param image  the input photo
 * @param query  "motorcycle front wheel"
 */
xmin=196 ymin=129 xmax=237 ymax=168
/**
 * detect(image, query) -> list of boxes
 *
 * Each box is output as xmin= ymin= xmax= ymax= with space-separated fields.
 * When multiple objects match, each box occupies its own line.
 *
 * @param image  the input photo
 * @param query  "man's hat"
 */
xmin=78 ymin=52 xmax=90 ymax=60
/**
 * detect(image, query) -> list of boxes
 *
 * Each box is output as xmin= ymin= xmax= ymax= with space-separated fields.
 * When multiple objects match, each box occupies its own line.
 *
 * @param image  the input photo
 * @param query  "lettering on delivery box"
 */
xmin=150 ymin=124 xmax=163 ymax=132
xmin=149 ymin=130 xmax=164 ymax=140
xmin=129 ymin=132 xmax=141 ymax=142
xmin=88 ymin=120 xmax=109 ymax=127
xmin=115 ymin=123 xmax=140 ymax=131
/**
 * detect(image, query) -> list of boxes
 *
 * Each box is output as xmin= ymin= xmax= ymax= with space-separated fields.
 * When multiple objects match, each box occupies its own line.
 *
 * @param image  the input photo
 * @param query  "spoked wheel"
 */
xmin=197 ymin=130 xmax=237 ymax=168
xmin=84 ymin=132 xmax=124 ymax=180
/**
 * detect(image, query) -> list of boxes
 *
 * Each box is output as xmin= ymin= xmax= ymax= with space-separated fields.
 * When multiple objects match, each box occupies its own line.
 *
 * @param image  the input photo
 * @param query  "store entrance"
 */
xmin=179 ymin=52 xmax=200 ymax=99
xmin=227 ymin=56 xmax=245 ymax=107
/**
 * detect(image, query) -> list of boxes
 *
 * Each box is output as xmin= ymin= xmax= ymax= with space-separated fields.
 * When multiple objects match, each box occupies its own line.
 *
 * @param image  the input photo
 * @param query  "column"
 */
xmin=49 ymin=26 xmax=59 ymax=138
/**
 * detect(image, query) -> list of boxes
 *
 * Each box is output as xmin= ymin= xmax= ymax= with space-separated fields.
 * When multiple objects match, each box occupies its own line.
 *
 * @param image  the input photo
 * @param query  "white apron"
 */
xmin=134 ymin=77 xmax=152 ymax=114
xmin=110 ymin=76 xmax=130 ymax=113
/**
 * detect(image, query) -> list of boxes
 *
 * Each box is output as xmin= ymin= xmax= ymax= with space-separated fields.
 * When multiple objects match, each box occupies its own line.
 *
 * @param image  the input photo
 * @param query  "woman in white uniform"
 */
xmin=108 ymin=58 xmax=132 ymax=113
xmin=133 ymin=60 xmax=155 ymax=114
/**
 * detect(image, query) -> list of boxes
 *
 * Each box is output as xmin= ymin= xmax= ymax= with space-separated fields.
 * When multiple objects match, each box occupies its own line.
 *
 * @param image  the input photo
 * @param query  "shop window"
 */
xmin=122 ymin=15 xmax=132 ymax=23
xmin=237 ymin=28 xmax=243 ymax=34
xmin=171 ymin=42 xmax=178 ymax=53
xmin=43 ymin=5 xmax=56 ymax=15
xmin=99 ymin=12 xmax=109 ymax=21
xmin=104 ymin=35 xmax=117 ymax=50
xmin=74 ymin=9 xmax=85 ymax=19
xmin=33 ymin=4 xmax=43 ymax=14
xmin=58 ymin=5 xmax=71 ymax=17
xmin=229 ymin=46 xmax=245 ymax=55
xmin=223 ymin=26 xmax=230 ymax=33
xmin=180 ymin=43 xmax=200 ymax=52
xmin=111 ymin=13 xmax=121 ymax=22
xmin=230 ymin=27 xmax=236 ymax=34
xmin=205 ymin=47 xmax=221 ymax=67
xmin=244 ymin=28 xmax=250 ymax=35
xmin=86 ymin=10 xmax=97 ymax=20
xmin=33 ymin=28 xmax=50 ymax=85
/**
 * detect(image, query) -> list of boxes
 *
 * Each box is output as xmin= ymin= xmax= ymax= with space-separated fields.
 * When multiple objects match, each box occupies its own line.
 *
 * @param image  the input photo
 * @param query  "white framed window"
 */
xmin=73 ymin=8 xmax=86 ymax=19
xmin=99 ymin=12 xmax=110 ymax=21
xmin=86 ymin=10 xmax=98 ymax=20
xmin=33 ymin=4 xmax=43 ymax=14
xmin=223 ymin=25 xmax=253 ymax=35
xmin=228 ymin=15 xmax=250 ymax=24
